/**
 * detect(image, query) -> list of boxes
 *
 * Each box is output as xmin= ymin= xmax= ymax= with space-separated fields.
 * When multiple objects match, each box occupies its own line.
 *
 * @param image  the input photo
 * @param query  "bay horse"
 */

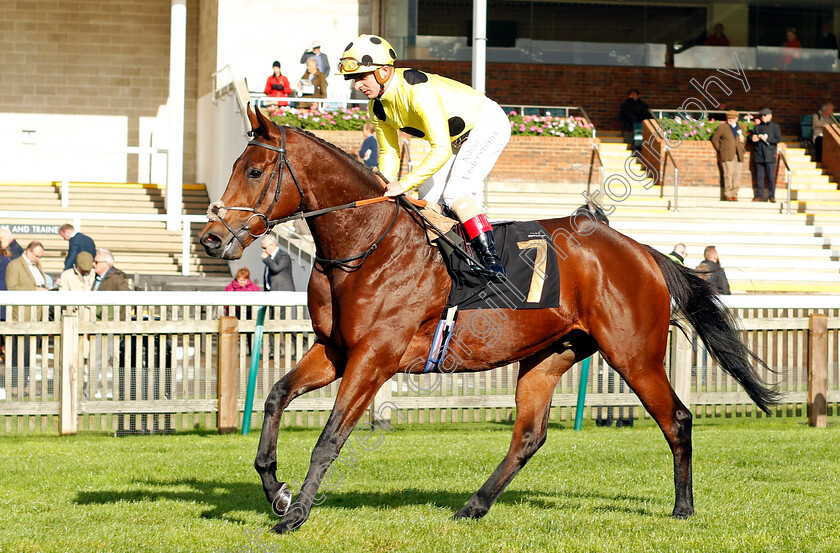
xmin=198 ymin=105 xmax=779 ymax=533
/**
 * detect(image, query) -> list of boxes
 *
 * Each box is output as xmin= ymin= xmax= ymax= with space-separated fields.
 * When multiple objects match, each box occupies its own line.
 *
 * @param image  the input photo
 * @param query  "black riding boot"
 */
xmin=471 ymin=230 xmax=506 ymax=278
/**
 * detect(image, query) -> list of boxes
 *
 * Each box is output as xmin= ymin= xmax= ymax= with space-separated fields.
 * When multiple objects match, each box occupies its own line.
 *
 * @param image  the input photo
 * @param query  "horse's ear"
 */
xmin=253 ymin=104 xmax=274 ymax=137
xmin=246 ymin=103 xmax=262 ymax=135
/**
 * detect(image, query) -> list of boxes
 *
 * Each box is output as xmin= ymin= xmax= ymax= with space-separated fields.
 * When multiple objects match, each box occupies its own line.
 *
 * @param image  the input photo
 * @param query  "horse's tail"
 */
xmin=644 ymin=245 xmax=781 ymax=414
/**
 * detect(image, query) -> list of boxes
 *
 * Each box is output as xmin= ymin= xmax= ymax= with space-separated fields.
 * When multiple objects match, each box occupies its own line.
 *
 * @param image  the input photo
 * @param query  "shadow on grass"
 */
xmin=74 ymin=477 xmax=660 ymax=522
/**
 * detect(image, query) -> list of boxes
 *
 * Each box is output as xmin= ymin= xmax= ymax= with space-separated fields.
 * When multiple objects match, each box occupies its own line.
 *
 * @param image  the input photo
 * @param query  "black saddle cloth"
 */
xmin=440 ymin=221 xmax=560 ymax=311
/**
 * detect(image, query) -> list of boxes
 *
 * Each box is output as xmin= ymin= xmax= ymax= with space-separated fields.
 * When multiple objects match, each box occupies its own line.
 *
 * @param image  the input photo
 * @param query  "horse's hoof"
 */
xmin=671 ymin=507 xmax=694 ymax=519
xmin=270 ymin=484 xmax=292 ymax=517
xmin=270 ymin=504 xmax=309 ymax=533
xmin=454 ymin=503 xmax=488 ymax=520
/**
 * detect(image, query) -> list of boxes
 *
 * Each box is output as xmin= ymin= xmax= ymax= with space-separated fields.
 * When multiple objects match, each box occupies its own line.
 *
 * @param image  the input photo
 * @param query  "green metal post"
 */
xmin=241 ymin=305 xmax=267 ymax=435
xmin=574 ymin=357 xmax=591 ymax=431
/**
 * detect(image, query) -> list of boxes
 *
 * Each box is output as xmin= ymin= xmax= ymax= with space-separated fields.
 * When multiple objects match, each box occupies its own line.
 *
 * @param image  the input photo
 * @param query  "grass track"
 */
xmin=1 ymin=417 xmax=838 ymax=553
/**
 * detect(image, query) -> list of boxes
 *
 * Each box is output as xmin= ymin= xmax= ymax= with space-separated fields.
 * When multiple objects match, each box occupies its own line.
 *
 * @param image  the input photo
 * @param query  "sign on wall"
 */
xmin=0 ymin=224 xmax=61 ymax=235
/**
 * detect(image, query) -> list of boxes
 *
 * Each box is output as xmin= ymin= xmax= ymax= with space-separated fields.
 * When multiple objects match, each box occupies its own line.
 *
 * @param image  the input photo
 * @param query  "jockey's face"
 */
xmin=352 ymin=72 xmax=382 ymax=99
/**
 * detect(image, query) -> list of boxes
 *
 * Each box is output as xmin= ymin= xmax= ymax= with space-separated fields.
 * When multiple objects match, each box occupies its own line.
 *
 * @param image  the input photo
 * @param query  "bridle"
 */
xmin=207 ymin=125 xmax=399 ymax=271
xmin=208 ymin=126 xmax=306 ymax=246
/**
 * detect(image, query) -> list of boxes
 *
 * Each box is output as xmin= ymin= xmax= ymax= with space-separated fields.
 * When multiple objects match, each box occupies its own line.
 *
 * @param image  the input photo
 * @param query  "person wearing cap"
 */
xmin=263 ymin=61 xmax=291 ymax=107
xmin=300 ymin=41 xmax=330 ymax=77
xmin=711 ymin=110 xmax=746 ymax=201
xmin=59 ymin=251 xmax=95 ymax=291
xmin=338 ymin=34 xmax=511 ymax=278
xmin=750 ymin=108 xmax=782 ymax=202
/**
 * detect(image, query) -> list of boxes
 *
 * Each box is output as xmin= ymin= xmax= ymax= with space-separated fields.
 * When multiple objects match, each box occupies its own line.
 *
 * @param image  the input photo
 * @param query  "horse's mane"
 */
xmin=284 ymin=125 xmax=383 ymax=195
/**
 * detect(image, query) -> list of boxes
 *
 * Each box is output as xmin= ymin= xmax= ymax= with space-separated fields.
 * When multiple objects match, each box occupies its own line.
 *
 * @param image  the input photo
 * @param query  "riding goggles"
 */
xmin=337 ymin=57 xmax=385 ymax=74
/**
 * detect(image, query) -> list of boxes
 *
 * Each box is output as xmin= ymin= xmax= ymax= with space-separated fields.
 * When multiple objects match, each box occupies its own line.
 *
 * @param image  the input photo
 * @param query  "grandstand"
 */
xmin=0 ymin=182 xmax=230 ymax=284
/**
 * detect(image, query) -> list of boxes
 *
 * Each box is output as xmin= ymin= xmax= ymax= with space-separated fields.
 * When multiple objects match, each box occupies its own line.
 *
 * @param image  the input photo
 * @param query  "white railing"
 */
xmin=0 ymin=211 xmax=207 ymax=277
xmin=0 ymin=292 xmax=837 ymax=435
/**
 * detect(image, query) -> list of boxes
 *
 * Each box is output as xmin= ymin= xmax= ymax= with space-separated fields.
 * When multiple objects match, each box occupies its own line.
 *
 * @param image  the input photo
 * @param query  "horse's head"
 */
xmin=199 ymin=105 xmax=306 ymax=259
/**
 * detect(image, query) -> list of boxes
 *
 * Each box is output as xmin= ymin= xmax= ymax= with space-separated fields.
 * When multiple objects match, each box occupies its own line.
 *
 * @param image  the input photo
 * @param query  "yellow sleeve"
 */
xmin=376 ymin=122 xmax=401 ymax=182
xmin=399 ymin=87 xmax=453 ymax=192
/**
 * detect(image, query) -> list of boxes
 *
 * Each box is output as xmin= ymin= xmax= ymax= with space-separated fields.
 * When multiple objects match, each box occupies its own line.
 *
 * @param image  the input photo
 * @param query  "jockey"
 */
xmin=338 ymin=34 xmax=510 ymax=278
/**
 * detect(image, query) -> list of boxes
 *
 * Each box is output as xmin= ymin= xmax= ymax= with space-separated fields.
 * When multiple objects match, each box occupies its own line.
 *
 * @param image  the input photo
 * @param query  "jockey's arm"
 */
xmin=398 ymin=87 xmax=453 ymax=192
xmin=376 ymin=124 xmax=401 ymax=182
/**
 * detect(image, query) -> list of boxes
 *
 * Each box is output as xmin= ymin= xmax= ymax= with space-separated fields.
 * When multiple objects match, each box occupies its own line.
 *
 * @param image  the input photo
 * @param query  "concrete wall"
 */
xmin=0 ymin=0 xmax=199 ymax=183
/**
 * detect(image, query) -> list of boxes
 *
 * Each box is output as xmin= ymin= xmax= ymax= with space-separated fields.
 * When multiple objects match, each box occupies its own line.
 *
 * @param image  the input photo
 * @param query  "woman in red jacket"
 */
xmin=264 ymin=61 xmax=291 ymax=107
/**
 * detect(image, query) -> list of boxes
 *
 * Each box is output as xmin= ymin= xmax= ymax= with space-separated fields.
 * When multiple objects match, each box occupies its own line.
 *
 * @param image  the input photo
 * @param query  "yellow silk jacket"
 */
xmin=371 ymin=68 xmax=485 ymax=191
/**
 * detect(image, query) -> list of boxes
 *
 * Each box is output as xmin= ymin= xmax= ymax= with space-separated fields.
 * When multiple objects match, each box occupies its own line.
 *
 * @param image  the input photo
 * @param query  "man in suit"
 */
xmin=5 ymin=240 xmax=48 ymax=294
xmin=261 ymin=235 xmax=295 ymax=360
xmin=59 ymin=223 xmax=96 ymax=271
xmin=711 ymin=110 xmax=747 ymax=201
xmin=261 ymin=235 xmax=294 ymax=292
xmin=5 ymin=241 xmax=48 ymax=390
xmin=750 ymin=107 xmax=782 ymax=202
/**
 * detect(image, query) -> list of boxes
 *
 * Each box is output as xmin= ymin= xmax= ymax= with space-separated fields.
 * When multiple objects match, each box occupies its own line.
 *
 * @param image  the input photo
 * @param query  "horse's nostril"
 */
xmin=201 ymin=232 xmax=222 ymax=247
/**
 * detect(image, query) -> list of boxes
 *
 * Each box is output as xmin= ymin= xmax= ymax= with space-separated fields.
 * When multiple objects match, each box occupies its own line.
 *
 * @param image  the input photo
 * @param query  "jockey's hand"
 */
xmin=384 ymin=181 xmax=405 ymax=197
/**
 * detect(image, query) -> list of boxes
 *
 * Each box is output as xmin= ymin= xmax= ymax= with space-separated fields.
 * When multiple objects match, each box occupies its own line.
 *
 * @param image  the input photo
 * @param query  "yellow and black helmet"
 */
xmin=338 ymin=34 xmax=397 ymax=79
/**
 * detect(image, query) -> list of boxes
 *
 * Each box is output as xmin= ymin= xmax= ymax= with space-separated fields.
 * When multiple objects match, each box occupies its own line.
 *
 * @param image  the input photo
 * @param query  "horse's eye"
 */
xmin=248 ymin=168 xmax=263 ymax=179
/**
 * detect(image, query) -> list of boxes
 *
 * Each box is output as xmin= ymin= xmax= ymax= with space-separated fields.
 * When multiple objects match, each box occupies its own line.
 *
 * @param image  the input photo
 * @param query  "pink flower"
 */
xmin=519 ymin=124 xmax=526 ymax=132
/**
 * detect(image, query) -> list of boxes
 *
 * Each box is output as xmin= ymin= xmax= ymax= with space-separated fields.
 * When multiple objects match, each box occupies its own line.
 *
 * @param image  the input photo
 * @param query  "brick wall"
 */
xmin=823 ymin=125 xmax=840 ymax=186
xmin=490 ymin=136 xmax=598 ymax=184
xmin=640 ymin=119 xmax=790 ymax=191
xmin=312 ymin=131 xmax=599 ymax=185
xmin=1 ymin=0 xmax=199 ymax=182
xmin=402 ymin=61 xmax=840 ymax=137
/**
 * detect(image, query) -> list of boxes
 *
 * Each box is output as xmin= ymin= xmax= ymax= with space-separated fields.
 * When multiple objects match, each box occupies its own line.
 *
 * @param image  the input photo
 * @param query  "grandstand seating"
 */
xmin=486 ymin=140 xmax=840 ymax=294
xmin=0 ymin=183 xmax=230 ymax=279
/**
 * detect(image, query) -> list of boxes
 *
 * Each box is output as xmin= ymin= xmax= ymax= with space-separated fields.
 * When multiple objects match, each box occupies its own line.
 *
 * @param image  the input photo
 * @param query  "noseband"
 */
xmin=208 ymin=126 xmax=306 ymax=247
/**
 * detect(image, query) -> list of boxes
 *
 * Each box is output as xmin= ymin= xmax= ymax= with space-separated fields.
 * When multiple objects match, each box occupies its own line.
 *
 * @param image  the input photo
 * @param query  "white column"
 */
xmin=471 ymin=0 xmax=487 ymax=94
xmin=167 ymin=0 xmax=187 ymax=231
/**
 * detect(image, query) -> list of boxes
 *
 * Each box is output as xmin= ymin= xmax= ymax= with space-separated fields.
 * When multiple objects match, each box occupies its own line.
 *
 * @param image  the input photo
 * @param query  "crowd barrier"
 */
xmin=0 ymin=292 xmax=836 ymax=435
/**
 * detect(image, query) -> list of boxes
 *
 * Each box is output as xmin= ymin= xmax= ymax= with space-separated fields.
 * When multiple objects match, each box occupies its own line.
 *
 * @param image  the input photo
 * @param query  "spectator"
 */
xmin=667 ymin=243 xmax=687 ymax=266
xmin=0 ymin=228 xmax=25 ymax=321
xmin=619 ymin=89 xmax=652 ymax=150
xmin=300 ymin=41 xmax=330 ymax=77
xmin=711 ymin=110 xmax=747 ymax=201
xmin=58 ymin=223 xmax=96 ymax=272
xmin=703 ymin=23 xmax=730 ymax=47
xmin=816 ymin=21 xmax=838 ymax=51
xmin=59 ymin=251 xmax=95 ymax=291
xmin=779 ymin=28 xmax=801 ymax=69
xmin=261 ymin=235 xmax=294 ymax=359
xmin=5 ymin=240 xmax=47 ymax=293
xmin=263 ymin=61 xmax=291 ymax=107
xmin=261 ymin=235 xmax=294 ymax=292
xmin=358 ymin=123 xmax=378 ymax=169
xmin=297 ymin=57 xmax=327 ymax=109
xmin=750 ymin=107 xmax=782 ymax=202
xmin=695 ymin=246 xmax=730 ymax=295
xmin=224 ymin=267 xmax=260 ymax=319
xmin=92 ymin=248 xmax=130 ymax=291
xmin=812 ymin=102 xmax=837 ymax=163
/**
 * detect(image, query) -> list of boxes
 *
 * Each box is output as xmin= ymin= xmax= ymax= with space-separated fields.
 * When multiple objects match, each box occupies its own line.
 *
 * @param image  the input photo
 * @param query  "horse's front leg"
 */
xmin=255 ymin=341 xmax=345 ymax=516
xmin=270 ymin=353 xmax=394 ymax=533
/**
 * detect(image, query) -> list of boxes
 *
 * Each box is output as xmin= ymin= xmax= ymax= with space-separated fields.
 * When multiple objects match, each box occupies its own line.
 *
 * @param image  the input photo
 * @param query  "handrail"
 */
xmin=777 ymin=150 xmax=793 ymax=215
xmin=0 ymin=210 xmax=207 ymax=277
xmin=588 ymin=143 xmax=604 ymax=196
xmin=663 ymin=147 xmax=683 ymax=212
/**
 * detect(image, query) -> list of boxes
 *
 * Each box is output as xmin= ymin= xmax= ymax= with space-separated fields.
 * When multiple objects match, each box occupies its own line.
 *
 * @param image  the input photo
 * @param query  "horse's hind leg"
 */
xmin=605 ymin=350 xmax=694 ymax=518
xmin=255 ymin=342 xmax=345 ymax=516
xmin=455 ymin=349 xmax=573 ymax=519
